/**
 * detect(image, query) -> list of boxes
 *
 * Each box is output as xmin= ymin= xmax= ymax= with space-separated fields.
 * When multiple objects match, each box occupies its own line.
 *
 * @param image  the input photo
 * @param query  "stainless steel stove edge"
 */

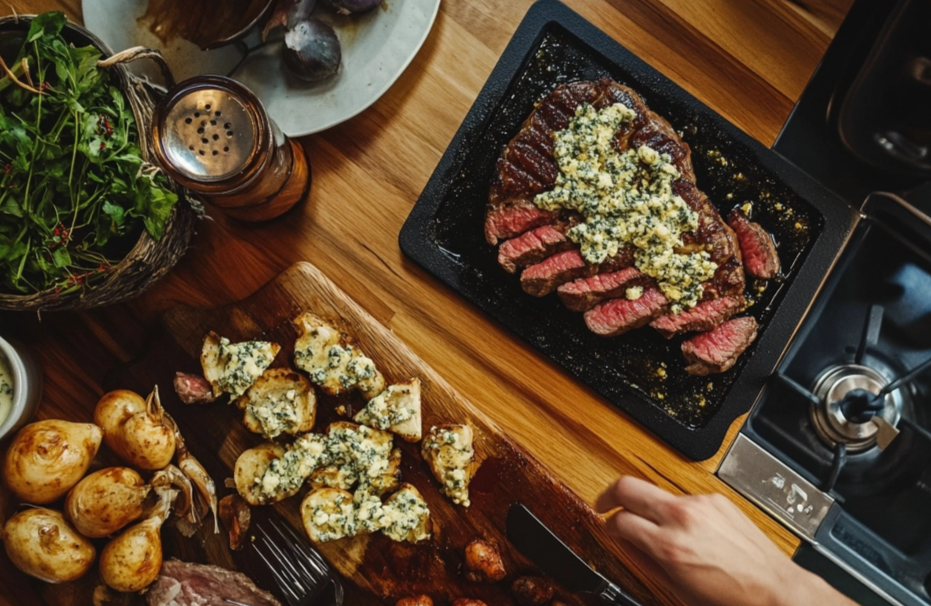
xmin=718 ymin=433 xmax=835 ymax=542
xmin=718 ymin=434 xmax=924 ymax=606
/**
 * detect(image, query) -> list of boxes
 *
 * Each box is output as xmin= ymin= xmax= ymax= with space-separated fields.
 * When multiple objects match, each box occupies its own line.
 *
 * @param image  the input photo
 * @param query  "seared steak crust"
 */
xmin=487 ymin=78 xmax=770 ymax=374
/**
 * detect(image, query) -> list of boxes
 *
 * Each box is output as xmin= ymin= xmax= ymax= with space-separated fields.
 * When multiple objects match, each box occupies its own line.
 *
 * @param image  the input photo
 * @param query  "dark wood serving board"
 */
xmin=160 ymin=262 xmax=679 ymax=605
xmin=3 ymin=262 xmax=677 ymax=606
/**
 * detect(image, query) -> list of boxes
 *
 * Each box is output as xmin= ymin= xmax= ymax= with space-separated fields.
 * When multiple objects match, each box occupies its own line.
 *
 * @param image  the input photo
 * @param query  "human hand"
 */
xmin=594 ymin=476 xmax=855 ymax=606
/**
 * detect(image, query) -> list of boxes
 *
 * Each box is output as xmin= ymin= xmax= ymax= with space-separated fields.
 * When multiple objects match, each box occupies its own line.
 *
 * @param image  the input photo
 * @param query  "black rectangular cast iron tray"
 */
xmin=399 ymin=0 xmax=858 ymax=460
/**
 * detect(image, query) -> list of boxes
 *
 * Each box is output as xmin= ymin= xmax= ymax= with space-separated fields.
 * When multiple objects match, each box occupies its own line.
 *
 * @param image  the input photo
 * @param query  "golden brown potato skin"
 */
xmin=95 ymin=390 xmax=176 ymax=471
xmin=2 ymin=419 xmax=103 ymax=504
xmin=65 ymin=467 xmax=148 ymax=538
xmin=512 ymin=576 xmax=555 ymax=606
xmin=99 ymin=516 xmax=164 ymax=592
xmin=3 ymin=508 xmax=96 ymax=583
xmin=396 ymin=596 xmax=434 ymax=606
xmin=452 ymin=600 xmax=488 ymax=606
xmin=464 ymin=539 xmax=507 ymax=583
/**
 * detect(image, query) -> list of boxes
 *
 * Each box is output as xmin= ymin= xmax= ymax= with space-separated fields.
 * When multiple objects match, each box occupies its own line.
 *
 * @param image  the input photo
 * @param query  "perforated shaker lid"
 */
xmin=152 ymin=76 xmax=269 ymax=188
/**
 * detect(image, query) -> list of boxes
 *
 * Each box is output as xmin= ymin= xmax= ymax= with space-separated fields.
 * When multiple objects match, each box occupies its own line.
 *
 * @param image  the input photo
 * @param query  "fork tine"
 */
xmin=254 ymin=540 xmax=302 ymax=606
xmin=246 ymin=511 xmax=343 ymax=606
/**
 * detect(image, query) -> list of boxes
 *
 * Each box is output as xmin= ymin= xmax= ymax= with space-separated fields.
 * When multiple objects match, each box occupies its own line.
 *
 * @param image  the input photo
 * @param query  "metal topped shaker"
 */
xmin=151 ymin=75 xmax=310 ymax=221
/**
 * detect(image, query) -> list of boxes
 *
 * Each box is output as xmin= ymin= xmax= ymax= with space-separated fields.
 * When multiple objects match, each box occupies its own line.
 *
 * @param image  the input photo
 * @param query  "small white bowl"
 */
xmin=0 ymin=336 xmax=43 ymax=441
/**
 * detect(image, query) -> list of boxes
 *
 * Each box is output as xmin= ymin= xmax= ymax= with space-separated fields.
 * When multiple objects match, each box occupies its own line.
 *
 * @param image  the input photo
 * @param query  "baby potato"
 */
xmin=3 ymin=508 xmax=95 ymax=583
xmin=2 ymin=419 xmax=103 ymax=504
xmin=65 ymin=467 xmax=149 ymax=538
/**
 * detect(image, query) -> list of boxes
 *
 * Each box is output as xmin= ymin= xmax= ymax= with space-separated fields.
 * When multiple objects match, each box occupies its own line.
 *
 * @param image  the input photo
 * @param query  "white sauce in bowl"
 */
xmin=0 ymin=352 xmax=14 ymax=426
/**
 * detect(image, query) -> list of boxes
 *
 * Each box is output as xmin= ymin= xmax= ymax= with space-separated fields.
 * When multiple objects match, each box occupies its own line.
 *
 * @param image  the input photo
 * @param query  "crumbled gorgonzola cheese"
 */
xmin=534 ymin=102 xmax=718 ymax=313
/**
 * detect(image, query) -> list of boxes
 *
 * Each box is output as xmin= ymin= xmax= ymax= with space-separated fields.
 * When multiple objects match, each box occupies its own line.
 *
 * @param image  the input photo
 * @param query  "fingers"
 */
xmin=595 ymin=476 xmax=676 ymax=522
xmin=603 ymin=509 xmax=661 ymax=556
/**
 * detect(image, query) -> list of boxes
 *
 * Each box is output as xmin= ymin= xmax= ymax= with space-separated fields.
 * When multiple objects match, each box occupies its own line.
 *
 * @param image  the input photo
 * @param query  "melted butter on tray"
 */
xmin=534 ymin=103 xmax=718 ymax=313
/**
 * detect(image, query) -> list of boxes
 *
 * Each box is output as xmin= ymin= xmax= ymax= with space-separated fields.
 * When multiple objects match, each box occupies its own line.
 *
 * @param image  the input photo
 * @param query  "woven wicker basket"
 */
xmin=0 ymin=16 xmax=198 ymax=312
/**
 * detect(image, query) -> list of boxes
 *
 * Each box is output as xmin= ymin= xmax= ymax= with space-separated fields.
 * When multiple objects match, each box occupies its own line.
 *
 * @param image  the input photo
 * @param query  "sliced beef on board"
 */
xmin=650 ymin=295 xmax=743 ymax=338
xmin=498 ymin=225 xmax=574 ymax=273
xmin=584 ymin=289 xmax=669 ymax=337
xmin=485 ymin=200 xmax=556 ymax=246
xmin=486 ymin=78 xmax=697 ymax=246
xmin=146 ymin=559 xmax=281 ymax=606
xmin=681 ymin=316 xmax=759 ymax=376
xmin=521 ymin=250 xmax=633 ymax=297
xmin=557 ymin=267 xmax=649 ymax=312
xmin=487 ymin=78 xmax=745 ymax=307
xmin=521 ymin=250 xmax=589 ymax=297
xmin=728 ymin=209 xmax=781 ymax=279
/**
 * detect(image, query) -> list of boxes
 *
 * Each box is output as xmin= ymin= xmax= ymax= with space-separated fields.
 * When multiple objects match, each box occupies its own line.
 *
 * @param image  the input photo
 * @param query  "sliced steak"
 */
xmin=557 ymin=267 xmax=648 ymax=312
xmin=674 ymin=180 xmax=745 ymax=300
xmin=650 ymin=295 xmax=743 ymax=338
xmin=584 ymin=289 xmax=669 ymax=337
xmin=146 ymin=559 xmax=281 ymax=606
xmin=681 ymin=316 xmax=758 ymax=375
xmin=728 ymin=209 xmax=781 ymax=279
xmin=485 ymin=199 xmax=556 ymax=245
xmin=498 ymin=225 xmax=573 ymax=273
xmin=520 ymin=250 xmax=588 ymax=297
xmin=173 ymin=372 xmax=217 ymax=404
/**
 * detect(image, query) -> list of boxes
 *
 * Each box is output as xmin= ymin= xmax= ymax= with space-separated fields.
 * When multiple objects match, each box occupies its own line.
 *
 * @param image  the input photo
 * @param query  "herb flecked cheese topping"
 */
xmin=534 ymin=103 xmax=718 ymax=312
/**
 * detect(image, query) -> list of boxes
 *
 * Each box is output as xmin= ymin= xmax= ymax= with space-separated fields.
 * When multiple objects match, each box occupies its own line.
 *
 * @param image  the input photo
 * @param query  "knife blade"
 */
xmin=506 ymin=503 xmax=644 ymax=606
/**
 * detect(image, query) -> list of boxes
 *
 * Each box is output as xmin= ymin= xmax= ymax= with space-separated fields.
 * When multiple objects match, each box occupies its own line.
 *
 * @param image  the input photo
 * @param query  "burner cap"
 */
xmin=810 ymin=364 xmax=905 ymax=452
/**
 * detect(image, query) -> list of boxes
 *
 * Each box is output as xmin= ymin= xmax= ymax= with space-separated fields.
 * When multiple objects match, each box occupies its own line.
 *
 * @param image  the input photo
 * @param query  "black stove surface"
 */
xmin=743 ymin=194 xmax=931 ymax=605
xmin=773 ymin=0 xmax=929 ymax=205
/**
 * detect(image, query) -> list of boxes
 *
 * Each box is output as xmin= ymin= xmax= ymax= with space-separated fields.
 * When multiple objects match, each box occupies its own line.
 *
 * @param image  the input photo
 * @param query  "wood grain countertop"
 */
xmin=0 ymin=0 xmax=855 ymax=604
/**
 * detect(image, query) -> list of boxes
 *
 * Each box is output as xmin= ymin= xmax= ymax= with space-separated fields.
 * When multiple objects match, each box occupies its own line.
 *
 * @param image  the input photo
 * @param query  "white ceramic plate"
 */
xmin=82 ymin=0 xmax=440 ymax=136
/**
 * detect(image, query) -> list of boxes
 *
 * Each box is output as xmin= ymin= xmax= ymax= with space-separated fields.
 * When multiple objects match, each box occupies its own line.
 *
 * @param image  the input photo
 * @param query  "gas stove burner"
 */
xmin=810 ymin=363 xmax=906 ymax=452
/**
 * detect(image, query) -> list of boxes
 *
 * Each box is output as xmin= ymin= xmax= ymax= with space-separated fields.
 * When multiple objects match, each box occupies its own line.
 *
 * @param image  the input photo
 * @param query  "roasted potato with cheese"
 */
xmin=381 ymin=483 xmax=431 ymax=543
xmin=421 ymin=424 xmax=476 ymax=507
xmin=201 ymin=331 xmax=280 ymax=398
xmin=293 ymin=313 xmax=386 ymax=399
xmin=300 ymin=487 xmax=356 ymax=542
xmin=354 ymin=378 xmax=423 ymax=442
xmin=236 ymin=368 xmax=317 ymax=439
xmin=233 ymin=442 xmax=298 ymax=506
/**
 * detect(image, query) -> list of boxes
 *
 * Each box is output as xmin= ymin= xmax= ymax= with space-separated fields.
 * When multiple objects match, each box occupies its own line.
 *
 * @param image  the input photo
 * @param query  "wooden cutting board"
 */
xmin=63 ymin=261 xmax=678 ymax=606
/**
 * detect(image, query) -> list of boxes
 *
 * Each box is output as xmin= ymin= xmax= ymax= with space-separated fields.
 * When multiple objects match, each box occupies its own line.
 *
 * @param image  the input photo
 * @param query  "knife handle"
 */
xmin=599 ymin=581 xmax=644 ymax=606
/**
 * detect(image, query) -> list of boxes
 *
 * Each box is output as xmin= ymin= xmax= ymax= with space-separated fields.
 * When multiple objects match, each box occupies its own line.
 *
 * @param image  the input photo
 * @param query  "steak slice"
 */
xmin=485 ymin=199 xmax=556 ymax=245
xmin=650 ymin=295 xmax=743 ymax=338
xmin=520 ymin=250 xmax=588 ymax=297
xmin=498 ymin=225 xmax=573 ymax=273
xmin=681 ymin=316 xmax=758 ymax=375
xmin=584 ymin=289 xmax=669 ymax=337
xmin=557 ymin=267 xmax=648 ymax=312
xmin=728 ymin=209 xmax=781 ymax=279
xmin=146 ymin=559 xmax=281 ymax=606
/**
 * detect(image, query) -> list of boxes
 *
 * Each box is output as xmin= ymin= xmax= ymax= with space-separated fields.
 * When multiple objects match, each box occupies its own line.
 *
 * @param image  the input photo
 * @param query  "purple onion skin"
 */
xmin=282 ymin=18 xmax=341 ymax=82
xmin=326 ymin=0 xmax=381 ymax=15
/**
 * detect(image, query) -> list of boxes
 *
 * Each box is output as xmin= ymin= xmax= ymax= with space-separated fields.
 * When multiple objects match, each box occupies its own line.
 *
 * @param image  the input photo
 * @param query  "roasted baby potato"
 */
xmin=3 ymin=508 xmax=95 ymax=583
xmin=2 ymin=419 xmax=103 ymax=504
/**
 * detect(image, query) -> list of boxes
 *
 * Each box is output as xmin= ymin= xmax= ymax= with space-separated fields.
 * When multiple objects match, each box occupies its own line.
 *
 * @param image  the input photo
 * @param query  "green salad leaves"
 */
xmin=0 ymin=12 xmax=178 ymax=295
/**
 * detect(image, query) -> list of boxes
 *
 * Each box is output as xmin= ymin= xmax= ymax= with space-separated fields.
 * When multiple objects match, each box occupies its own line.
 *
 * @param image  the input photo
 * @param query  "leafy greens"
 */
xmin=0 ymin=12 xmax=178 ymax=295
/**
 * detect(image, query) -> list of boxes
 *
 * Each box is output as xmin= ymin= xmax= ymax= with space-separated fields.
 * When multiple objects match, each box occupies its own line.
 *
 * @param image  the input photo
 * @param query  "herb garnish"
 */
xmin=0 ymin=12 xmax=178 ymax=295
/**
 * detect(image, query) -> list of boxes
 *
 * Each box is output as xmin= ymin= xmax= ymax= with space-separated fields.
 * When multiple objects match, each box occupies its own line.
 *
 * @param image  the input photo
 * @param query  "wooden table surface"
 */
xmin=0 ymin=0 xmax=855 ymax=604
